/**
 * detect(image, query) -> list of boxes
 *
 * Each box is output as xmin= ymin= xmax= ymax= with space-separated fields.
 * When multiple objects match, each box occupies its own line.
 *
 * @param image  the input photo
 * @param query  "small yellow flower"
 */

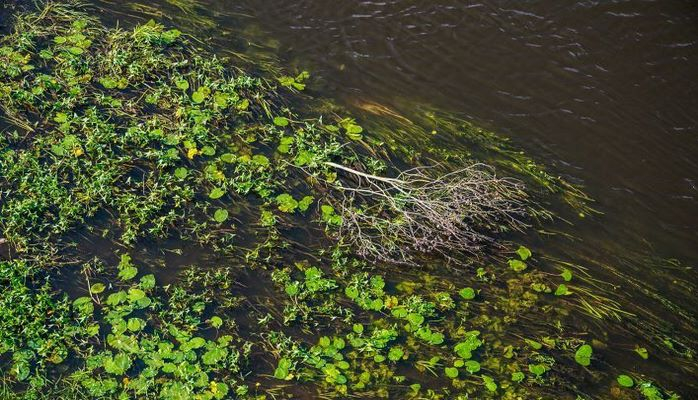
xmin=73 ymin=147 xmax=84 ymax=157
xmin=187 ymin=147 xmax=200 ymax=159
xmin=385 ymin=295 xmax=399 ymax=309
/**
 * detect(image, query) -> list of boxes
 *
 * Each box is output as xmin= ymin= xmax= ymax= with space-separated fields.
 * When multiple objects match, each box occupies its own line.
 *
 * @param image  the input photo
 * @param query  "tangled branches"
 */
xmin=325 ymin=162 xmax=529 ymax=266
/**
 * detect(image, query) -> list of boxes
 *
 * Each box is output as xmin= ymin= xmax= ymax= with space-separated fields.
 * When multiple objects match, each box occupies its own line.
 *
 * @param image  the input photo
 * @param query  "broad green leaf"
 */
xmin=90 ymin=283 xmax=106 ymax=294
xmin=275 ymin=193 xmax=298 ymax=213
xmin=174 ymin=167 xmax=188 ymax=179
xmin=458 ymin=287 xmax=476 ymax=300
xmin=508 ymin=259 xmax=527 ymax=272
xmin=273 ymin=116 xmax=289 ymax=127
xmin=209 ymin=187 xmax=225 ymax=199
xmin=554 ymin=284 xmax=572 ymax=296
xmin=214 ymin=209 xmax=229 ymax=223
xmin=575 ymin=344 xmax=593 ymax=366
xmin=515 ymin=245 xmax=532 ymax=260
xmin=561 ymin=268 xmax=573 ymax=282
xmin=617 ymin=374 xmax=634 ymax=388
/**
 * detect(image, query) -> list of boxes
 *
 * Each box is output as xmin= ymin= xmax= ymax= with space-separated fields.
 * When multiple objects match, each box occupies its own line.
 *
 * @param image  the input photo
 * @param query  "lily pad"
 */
xmin=617 ymin=374 xmax=634 ymax=388
xmin=213 ymin=209 xmax=229 ymax=223
xmin=575 ymin=344 xmax=593 ymax=366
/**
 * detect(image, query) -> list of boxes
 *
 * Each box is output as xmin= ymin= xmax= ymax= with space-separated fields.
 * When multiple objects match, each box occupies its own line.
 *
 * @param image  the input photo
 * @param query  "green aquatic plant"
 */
xmin=574 ymin=343 xmax=593 ymax=366
xmin=0 ymin=2 xmax=687 ymax=399
xmin=618 ymin=374 xmax=635 ymax=388
xmin=0 ymin=260 xmax=93 ymax=384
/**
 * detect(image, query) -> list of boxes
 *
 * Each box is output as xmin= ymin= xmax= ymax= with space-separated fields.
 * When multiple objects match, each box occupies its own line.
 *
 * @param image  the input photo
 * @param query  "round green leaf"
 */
xmin=273 ymin=116 xmax=289 ymax=127
xmin=458 ymin=287 xmax=476 ymax=300
xmin=209 ymin=187 xmax=225 ymax=199
xmin=617 ymin=374 xmax=634 ymax=388
xmin=444 ymin=367 xmax=459 ymax=378
xmin=90 ymin=283 xmax=106 ymax=294
xmin=214 ymin=209 xmax=229 ymax=223
xmin=574 ymin=344 xmax=593 ymax=366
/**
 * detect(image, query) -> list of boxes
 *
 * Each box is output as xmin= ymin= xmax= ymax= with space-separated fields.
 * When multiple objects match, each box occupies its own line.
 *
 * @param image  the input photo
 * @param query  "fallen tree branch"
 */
xmin=322 ymin=161 xmax=529 ymax=265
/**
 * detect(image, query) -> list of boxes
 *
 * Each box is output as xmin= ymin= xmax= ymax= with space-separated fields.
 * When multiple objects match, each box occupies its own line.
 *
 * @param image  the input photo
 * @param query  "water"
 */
xmin=213 ymin=5 xmax=698 ymax=391
xmin=18 ymin=0 xmax=698 ymax=396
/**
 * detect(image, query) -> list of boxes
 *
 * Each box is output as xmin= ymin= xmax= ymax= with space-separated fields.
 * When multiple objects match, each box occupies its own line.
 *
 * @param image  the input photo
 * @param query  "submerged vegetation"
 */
xmin=0 ymin=2 xmax=690 ymax=399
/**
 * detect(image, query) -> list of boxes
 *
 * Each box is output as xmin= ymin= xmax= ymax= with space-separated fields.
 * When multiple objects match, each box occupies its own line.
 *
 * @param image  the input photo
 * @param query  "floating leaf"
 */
xmin=515 ymin=245 xmax=532 ymax=260
xmin=277 ymin=136 xmax=294 ymax=154
xmin=68 ymin=46 xmax=84 ymax=55
xmin=127 ymin=318 xmax=145 ymax=332
xmin=128 ymin=288 xmax=146 ymax=302
xmin=634 ymin=346 xmax=648 ymax=359
xmin=72 ymin=296 xmax=94 ymax=316
xmin=213 ymin=209 xmax=229 ymax=223
xmin=209 ymin=187 xmax=225 ymax=199
xmin=274 ymin=358 xmax=292 ymax=380
xmin=352 ymin=324 xmax=364 ymax=334
xmin=388 ymin=347 xmax=404 ymax=361
xmin=458 ymin=287 xmax=476 ymax=300
xmin=294 ymin=150 xmax=315 ymax=167
xmin=273 ymin=116 xmax=289 ymax=127
xmin=464 ymin=360 xmax=481 ymax=373
xmin=561 ymin=268 xmax=573 ymax=282
xmin=554 ymin=284 xmax=572 ymax=296
xmin=106 ymin=291 xmax=127 ymax=306
xmin=99 ymin=77 xmax=117 ymax=89
xmin=174 ymin=167 xmax=188 ymax=179
xmin=118 ymin=266 xmax=138 ymax=281
xmin=252 ymin=154 xmax=269 ymax=167
xmin=161 ymin=29 xmax=182 ymax=44
xmin=345 ymin=286 xmax=359 ymax=300
xmin=528 ymin=363 xmax=547 ymax=376
xmin=275 ymin=194 xmax=298 ymax=213
xmin=482 ymin=375 xmax=498 ymax=392
xmin=525 ymin=338 xmax=543 ymax=350
xmin=202 ymin=346 xmax=228 ymax=365
xmin=574 ymin=344 xmax=593 ymax=366
xmin=175 ymin=79 xmax=189 ymax=90
xmin=90 ymin=283 xmax=106 ymax=294
xmin=139 ymin=274 xmax=156 ymax=290
xmin=511 ymin=371 xmax=525 ymax=383
xmin=192 ymin=90 xmax=206 ymax=104
xmin=406 ymin=313 xmax=425 ymax=327
xmin=298 ymin=196 xmax=314 ymax=212
xmin=104 ymin=353 xmax=131 ymax=375
xmin=444 ymin=367 xmax=459 ymax=379
xmin=617 ymin=375 xmax=634 ymax=388
xmin=321 ymin=204 xmax=342 ymax=226
xmin=508 ymin=259 xmax=527 ymax=272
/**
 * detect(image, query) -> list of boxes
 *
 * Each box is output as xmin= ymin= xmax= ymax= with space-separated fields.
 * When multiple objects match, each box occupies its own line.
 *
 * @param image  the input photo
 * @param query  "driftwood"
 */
xmin=324 ymin=161 xmax=529 ymax=265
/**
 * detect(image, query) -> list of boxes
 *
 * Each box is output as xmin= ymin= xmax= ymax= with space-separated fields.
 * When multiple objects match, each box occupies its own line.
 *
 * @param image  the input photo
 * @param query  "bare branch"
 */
xmin=322 ymin=162 xmax=529 ymax=266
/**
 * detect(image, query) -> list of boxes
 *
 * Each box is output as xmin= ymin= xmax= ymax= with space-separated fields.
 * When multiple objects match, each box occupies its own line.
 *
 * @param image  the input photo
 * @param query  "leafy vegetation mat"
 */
xmin=0 ymin=2 xmax=685 ymax=399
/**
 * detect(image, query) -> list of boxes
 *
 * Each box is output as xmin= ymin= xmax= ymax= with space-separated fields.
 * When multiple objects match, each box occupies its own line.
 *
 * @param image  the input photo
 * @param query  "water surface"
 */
xmin=75 ymin=0 xmax=698 ymax=396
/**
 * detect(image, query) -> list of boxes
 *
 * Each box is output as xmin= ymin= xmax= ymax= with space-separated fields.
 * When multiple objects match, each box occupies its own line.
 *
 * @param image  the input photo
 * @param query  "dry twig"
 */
xmin=324 ymin=161 xmax=529 ymax=265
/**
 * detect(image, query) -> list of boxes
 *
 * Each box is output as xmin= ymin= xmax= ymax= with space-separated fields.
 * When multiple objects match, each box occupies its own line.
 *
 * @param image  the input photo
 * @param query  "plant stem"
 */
xmin=324 ymin=161 xmax=402 ymax=184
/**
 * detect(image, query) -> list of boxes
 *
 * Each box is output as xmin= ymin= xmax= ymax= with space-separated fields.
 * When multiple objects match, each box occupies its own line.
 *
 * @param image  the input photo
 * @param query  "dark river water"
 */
xmin=69 ymin=0 xmax=698 ymax=396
